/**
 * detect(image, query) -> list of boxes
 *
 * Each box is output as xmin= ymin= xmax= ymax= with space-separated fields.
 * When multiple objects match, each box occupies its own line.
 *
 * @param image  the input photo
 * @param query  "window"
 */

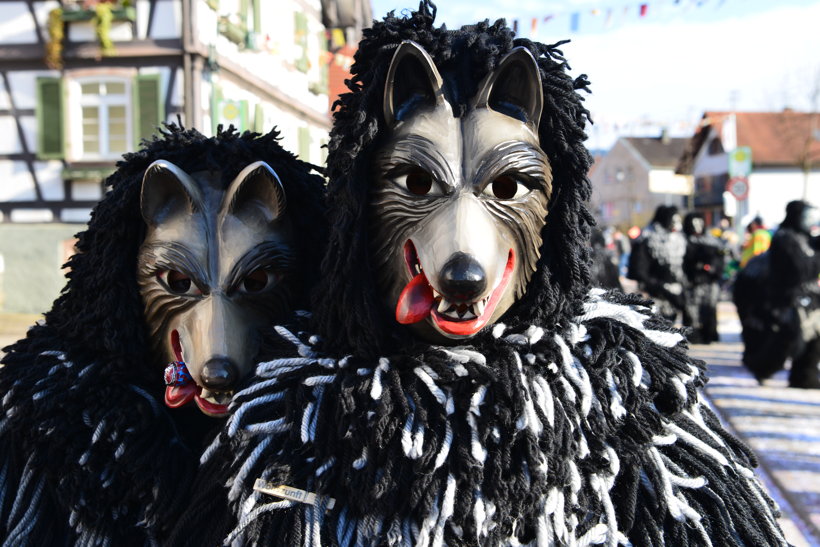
xmin=73 ymin=78 xmax=132 ymax=160
xmin=36 ymin=73 xmax=162 ymax=162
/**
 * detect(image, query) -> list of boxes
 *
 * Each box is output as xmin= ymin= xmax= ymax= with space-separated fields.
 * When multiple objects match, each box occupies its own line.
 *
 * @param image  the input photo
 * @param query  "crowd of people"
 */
xmin=592 ymin=200 xmax=820 ymax=389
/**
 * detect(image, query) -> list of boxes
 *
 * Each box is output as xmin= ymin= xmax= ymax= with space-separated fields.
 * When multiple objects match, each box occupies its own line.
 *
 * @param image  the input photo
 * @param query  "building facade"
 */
xmin=589 ymin=135 xmax=691 ymax=231
xmin=677 ymin=111 xmax=820 ymax=230
xmin=0 ymin=0 xmax=340 ymax=312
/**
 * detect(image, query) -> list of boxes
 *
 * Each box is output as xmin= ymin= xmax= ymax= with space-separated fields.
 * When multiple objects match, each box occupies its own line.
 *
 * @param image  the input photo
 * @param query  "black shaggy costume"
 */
xmin=734 ymin=200 xmax=820 ymax=387
xmin=176 ymin=4 xmax=787 ymax=545
xmin=0 ymin=125 xmax=327 ymax=544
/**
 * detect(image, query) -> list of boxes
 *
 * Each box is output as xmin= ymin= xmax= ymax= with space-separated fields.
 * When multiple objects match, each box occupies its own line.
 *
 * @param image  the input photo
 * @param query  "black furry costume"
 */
xmin=682 ymin=213 xmax=723 ymax=344
xmin=0 ymin=126 xmax=327 ymax=544
xmin=176 ymin=4 xmax=787 ymax=545
xmin=734 ymin=200 xmax=820 ymax=387
xmin=627 ymin=205 xmax=687 ymax=322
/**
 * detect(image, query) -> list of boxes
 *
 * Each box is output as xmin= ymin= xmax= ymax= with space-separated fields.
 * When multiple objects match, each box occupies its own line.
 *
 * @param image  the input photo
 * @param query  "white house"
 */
xmin=676 ymin=111 xmax=820 ymax=230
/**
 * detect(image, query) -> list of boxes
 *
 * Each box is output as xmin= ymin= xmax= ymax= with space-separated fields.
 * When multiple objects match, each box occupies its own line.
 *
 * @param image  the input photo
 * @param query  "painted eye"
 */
xmin=159 ymin=270 xmax=201 ymax=296
xmin=240 ymin=269 xmax=272 ymax=293
xmin=483 ymin=174 xmax=530 ymax=200
xmin=399 ymin=168 xmax=435 ymax=196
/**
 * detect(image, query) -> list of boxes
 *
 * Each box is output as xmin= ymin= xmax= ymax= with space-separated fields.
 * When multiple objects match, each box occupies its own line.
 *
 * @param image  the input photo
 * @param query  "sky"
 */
xmin=369 ymin=0 xmax=820 ymax=150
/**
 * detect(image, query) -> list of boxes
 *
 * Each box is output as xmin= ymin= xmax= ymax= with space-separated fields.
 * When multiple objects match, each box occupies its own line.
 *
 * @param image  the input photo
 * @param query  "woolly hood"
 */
xmin=0 ymin=125 xmax=327 ymax=542
xmin=315 ymin=1 xmax=594 ymax=355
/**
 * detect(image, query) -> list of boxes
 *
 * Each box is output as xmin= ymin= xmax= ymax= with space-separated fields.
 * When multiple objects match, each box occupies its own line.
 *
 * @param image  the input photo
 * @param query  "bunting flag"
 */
xmin=501 ymin=0 xmax=731 ymax=36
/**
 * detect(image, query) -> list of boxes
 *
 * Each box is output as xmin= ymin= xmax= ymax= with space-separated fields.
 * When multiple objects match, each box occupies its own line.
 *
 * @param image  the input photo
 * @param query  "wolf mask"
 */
xmin=373 ymin=41 xmax=552 ymax=342
xmin=138 ymin=159 xmax=294 ymax=417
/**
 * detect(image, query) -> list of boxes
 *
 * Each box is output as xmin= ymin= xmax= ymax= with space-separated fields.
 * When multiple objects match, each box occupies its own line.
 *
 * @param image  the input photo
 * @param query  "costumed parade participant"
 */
xmin=180 ymin=3 xmax=788 ymax=545
xmin=627 ymin=204 xmax=687 ymax=323
xmin=0 ymin=125 xmax=326 ymax=544
xmin=735 ymin=200 xmax=820 ymax=388
xmin=681 ymin=212 xmax=724 ymax=344
xmin=589 ymin=227 xmax=622 ymax=291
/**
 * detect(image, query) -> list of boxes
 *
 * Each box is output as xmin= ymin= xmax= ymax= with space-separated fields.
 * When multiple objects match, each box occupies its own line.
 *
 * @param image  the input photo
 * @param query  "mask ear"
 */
xmin=140 ymin=160 xmax=204 ymax=226
xmin=472 ymin=47 xmax=543 ymax=132
xmin=383 ymin=40 xmax=445 ymax=127
xmin=220 ymin=161 xmax=287 ymax=225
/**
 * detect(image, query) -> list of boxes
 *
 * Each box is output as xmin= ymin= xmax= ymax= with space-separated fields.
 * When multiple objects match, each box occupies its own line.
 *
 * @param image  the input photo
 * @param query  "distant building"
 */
xmin=0 ymin=0 xmax=367 ymax=313
xmin=590 ymin=134 xmax=691 ymax=231
xmin=676 ymin=111 xmax=820 ymax=229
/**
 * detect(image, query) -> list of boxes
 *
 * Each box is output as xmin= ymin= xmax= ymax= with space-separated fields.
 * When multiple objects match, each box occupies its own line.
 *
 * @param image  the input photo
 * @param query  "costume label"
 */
xmin=253 ymin=479 xmax=336 ymax=510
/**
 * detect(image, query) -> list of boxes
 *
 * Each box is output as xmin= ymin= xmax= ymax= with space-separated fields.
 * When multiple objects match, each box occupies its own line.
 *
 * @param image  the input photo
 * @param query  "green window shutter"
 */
xmin=211 ymin=84 xmax=223 ymax=135
xmin=36 ymin=77 xmax=65 ymax=159
xmin=133 ymin=74 xmax=164 ymax=144
xmin=294 ymin=12 xmax=309 ymax=73
xmin=298 ymin=127 xmax=311 ymax=162
xmin=253 ymin=103 xmax=264 ymax=133
xmin=238 ymin=99 xmax=249 ymax=132
xmin=252 ymin=0 xmax=261 ymax=34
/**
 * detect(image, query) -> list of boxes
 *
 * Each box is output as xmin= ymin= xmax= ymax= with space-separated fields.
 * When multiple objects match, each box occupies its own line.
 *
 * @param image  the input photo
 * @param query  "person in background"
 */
xmin=590 ymin=227 xmax=622 ymax=290
xmin=740 ymin=216 xmax=772 ymax=268
xmin=768 ymin=200 xmax=820 ymax=388
xmin=682 ymin=212 xmax=724 ymax=344
xmin=627 ymin=205 xmax=687 ymax=322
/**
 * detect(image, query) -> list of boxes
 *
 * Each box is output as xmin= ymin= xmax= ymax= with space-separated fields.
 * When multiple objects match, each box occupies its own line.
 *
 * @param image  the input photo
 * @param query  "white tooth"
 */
xmin=474 ymin=299 xmax=487 ymax=317
xmin=437 ymin=298 xmax=451 ymax=313
xmin=463 ymin=309 xmax=477 ymax=320
xmin=432 ymin=288 xmax=440 ymax=298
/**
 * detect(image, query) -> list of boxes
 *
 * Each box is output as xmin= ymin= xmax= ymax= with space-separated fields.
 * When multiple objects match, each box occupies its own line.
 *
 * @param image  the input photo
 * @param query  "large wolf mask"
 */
xmin=137 ymin=159 xmax=294 ymax=417
xmin=372 ymin=41 xmax=552 ymax=342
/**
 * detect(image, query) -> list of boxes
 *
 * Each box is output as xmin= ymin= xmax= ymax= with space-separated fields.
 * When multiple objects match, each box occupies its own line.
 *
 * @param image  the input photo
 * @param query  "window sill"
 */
xmin=62 ymin=164 xmax=117 ymax=180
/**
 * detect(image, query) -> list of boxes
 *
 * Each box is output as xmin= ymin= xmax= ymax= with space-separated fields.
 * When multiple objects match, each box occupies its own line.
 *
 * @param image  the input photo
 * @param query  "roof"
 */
xmin=676 ymin=111 xmax=820 ymax=173
xmin=623 ymin=136 xmax=689 ymax=169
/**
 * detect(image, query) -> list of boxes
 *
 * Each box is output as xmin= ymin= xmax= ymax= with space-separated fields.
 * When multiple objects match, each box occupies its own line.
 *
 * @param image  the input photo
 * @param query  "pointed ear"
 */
xmin=383 ymin=40 xmax=445 ymax=127
xmin=220 ymin=161 xmax=286 ymax=225
xmin=472 ymin=47 xmax=543 ymax=132
xmin=140 ymin=160 xmax=204 ymax=226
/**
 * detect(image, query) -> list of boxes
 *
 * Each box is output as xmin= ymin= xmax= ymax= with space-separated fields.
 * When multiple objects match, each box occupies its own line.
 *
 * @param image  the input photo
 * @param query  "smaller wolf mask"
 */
xmin=372 ymin=41 xmax=553 ymax=342
xmin=137 ymin=160 xmax=293 ymax=417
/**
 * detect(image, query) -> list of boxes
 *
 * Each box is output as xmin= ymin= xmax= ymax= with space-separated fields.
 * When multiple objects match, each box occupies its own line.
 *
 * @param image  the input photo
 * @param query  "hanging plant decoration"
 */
xmin=93 ymin=2 xmax=116 ymax=57
xmin=45 ymin=7 xmax=65 ymax=70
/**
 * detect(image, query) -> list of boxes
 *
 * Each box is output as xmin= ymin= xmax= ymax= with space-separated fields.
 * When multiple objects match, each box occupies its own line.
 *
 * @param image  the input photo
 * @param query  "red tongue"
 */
xmin=165 ymin=383 xmax=198 ymax=408
xmin=396 ymin=272 xmax=434 ymax=324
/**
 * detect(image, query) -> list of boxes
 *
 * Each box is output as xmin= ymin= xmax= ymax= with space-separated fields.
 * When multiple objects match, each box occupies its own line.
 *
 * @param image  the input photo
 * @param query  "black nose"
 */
xmin=200 ymin=358 xmax=238 ymax=390
xmin=438 ymin=252 xmax=487 ymax=301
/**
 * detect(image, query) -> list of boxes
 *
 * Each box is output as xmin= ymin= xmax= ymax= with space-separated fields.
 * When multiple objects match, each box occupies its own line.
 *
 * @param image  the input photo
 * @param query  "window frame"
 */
xmin=67 ymin=75 xmax=134 ymax=161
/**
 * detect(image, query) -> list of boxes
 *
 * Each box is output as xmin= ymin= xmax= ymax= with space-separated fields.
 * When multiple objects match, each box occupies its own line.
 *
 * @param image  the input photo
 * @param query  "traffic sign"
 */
xmin=727 ymin=176 xmax=749 ymax=201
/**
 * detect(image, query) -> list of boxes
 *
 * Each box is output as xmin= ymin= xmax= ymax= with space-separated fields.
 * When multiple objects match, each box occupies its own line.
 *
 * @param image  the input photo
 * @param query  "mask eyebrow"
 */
xmin=380 ymin=134 xmax=456 ymax=192
xmin=472 ymin=141 xmax=552 ymax=191
xmin=224 ymin=240 xmax=297 ymax=290
xmin=138 ymin=242 xmax=209 ymax=291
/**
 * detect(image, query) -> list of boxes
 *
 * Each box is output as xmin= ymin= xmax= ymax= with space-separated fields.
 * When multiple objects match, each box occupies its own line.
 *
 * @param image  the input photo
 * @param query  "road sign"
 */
xmin=729 ymin=146 xmax=752 ymax=178
xmin=727 ymin=176 xmax=749 ymax=201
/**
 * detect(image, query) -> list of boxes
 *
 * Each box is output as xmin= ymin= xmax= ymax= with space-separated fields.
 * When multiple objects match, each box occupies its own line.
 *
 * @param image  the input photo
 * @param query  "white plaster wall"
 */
xmin=0 ymin=161 xmax=37 ymax=201
xmin=197 ymin=1 xmax=219 ymax=45
xmin=746 ymin=170 xmax=820 ymax=227
xmin=61 ymin=208 xmax=93 ymax=223
xmin=18 ymin=115 xmax=37 ymax=154
xmin=0 ymin=2 xmax=37 ymax=44
xmin=68 ymin=20 xmax=134 ymax=42
xmin=37 ymin=161 xmax=65 ymax=200
xmin=10 ymin=209 xmax=53 ymax=223
xmin=147 ymin=0 xmax=182 ymax=40
xmin=31 ymin=1 xmax=61 ymax=36
xmin=72 ymin=180 xmax=103 ymax=201
xmin=7 ymin=71 xmax=58 ymax=110
xmin=0 ymin=116 xmax=22 ymax=154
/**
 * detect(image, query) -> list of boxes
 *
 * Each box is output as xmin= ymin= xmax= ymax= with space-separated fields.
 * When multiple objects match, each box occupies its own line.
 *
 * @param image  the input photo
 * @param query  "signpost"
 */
xmin=727 ymin=146 xmax=752 ymax=233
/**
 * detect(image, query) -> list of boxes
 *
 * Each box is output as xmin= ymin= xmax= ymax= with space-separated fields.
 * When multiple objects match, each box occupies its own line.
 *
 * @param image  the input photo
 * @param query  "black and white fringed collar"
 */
xmin=0 ymin=333 xmax=196 ymax=544
xmin=209 ymin=289 xmax=787 ymax=546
